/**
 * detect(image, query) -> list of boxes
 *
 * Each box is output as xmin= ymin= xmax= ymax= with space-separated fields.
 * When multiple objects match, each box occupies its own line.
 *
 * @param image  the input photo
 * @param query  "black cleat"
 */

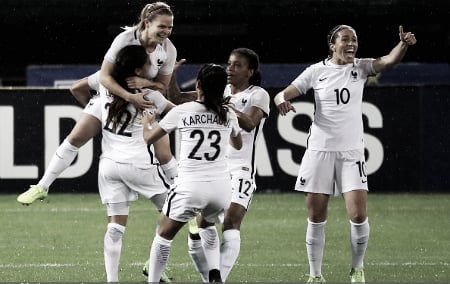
xmin=208 ymin=269 xmax=222 ymax=283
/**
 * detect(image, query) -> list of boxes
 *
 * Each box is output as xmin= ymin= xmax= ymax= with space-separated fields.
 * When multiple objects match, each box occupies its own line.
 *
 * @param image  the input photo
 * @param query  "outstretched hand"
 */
xmin=399 ymin=25 xmax=417 ymax=45
xmin=174 ymin=58 xmax=187 ymax=72
xmin=276 ymin=101 xmax=296 ymax=116
xmin=274 ymin=92 xmax=296 ymax=116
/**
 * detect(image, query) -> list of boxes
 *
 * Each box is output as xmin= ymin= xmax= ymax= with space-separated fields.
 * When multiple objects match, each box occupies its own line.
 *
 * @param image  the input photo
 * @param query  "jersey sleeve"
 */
xmin=104 ymin=30 xmax=129 ymax=64
xmin=291 ymin=64 xmax=315 ymax=95
xmin=356 ymin=58 xmax=376 ymax=76
xmin=249 ymin=88 xmax=270 ymax=117
xmin=87 ymin=71 xmax=100 ymax=91
xmin=158 ymin=39 xmax=177 ymax=76
xmin=143 ymin=89 xmax=169 ymax=115
xmin=158 ymin=105 xmax=179 ymax=133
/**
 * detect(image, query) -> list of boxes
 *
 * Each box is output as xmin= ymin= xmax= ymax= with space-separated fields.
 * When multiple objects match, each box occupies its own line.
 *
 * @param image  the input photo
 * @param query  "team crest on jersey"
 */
xmin=351 ymin=69 xmax=358 ymax=82
xmin=299 ymin=177 xmax=306 ymax=185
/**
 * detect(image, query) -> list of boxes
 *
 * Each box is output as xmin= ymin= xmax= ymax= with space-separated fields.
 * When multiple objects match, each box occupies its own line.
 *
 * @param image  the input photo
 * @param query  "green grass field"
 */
xmin=1 ymin=192 xmax=449 ymax=283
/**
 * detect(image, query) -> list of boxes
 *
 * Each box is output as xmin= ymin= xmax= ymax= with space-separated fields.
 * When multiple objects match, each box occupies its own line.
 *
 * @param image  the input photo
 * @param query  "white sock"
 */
xmin=104 ymin=223 xmax=126 ymax=282
xmin=160 ymin=157 xmax=178 ymax=185
xmin=188 ymin=235 xmax=209 ymax=282
xmin=220 ymin=229 xmax=240 ymax=282
xmin=148 ymin=234 xmax=172 ymax=283
xmin=38 ymin=139 xmax=79 ymax=190
xmin=350 ymin=218 xmax=370 ymax=268
xmin=199 ymin=226 xmax=220 ymax=271
xmin=306 ymin=219 xmax=326 ymax=277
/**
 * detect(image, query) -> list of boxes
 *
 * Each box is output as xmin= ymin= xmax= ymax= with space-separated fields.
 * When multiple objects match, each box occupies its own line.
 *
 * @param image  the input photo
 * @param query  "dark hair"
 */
xmin=230 ymin=47 xmax=262 ymax=86
xmin=197 ymin=63 xmax=229 ymax=123
xmin=327 ymin=24 xmax=355 ymax=57
xmin=106 ymin=45 xmax=148 ymax=132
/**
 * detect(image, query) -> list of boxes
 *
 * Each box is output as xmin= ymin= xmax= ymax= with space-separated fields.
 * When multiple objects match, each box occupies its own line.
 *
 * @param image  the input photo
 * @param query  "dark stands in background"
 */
xmin=0 ymin=0 xmax=448 ymax=86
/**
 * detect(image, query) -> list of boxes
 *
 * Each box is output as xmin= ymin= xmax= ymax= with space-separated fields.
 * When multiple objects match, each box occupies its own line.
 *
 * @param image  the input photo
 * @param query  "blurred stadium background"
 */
xmin=1 ymin=0 xmax=448 ymax=85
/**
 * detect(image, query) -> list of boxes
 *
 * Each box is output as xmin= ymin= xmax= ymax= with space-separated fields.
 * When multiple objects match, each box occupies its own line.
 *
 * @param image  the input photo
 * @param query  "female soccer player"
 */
xmin=162 ymin=48 xmax=270 ymax=282
xmin=98 ymin=44 xmax=174 ymax=282
xmin=99 ymin=1 xmax=178 ymax=185
xmin=142 ymin=63 xmax=243 ymax=283
xmin=186 ymin=48 xmax=271 ymax=282
xmin=17 ymin=2 xmax=179 ymax=205
xmin=273 ymin=25 xmax=417 ymax=283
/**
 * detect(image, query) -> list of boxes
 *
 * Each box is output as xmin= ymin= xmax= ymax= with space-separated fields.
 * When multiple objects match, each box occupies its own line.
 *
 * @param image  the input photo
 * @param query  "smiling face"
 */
xmin=141 ymin=14 xmax=173 ymax=48
xmin=329 ymin=27 xmax=358 ymax=65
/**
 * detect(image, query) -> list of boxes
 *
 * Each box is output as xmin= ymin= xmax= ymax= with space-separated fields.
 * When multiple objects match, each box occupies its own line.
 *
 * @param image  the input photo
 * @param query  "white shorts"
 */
xmin=82 ymin=95 xmax=102 ymax=121
xmin=98 ymin=157 xmax=168 ymax=208
xmin=295 ymin=149 xmax=369 ymax=195
xmin=230 ymin=168 xmax=256 ymax=210
xmin=162 ymin=179 xmax=232 ymax=223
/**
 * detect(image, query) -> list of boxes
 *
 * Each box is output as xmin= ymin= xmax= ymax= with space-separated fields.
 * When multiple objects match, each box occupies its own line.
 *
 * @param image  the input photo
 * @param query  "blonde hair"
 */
xmin=129 ymin=2 xmax=173 ymax=31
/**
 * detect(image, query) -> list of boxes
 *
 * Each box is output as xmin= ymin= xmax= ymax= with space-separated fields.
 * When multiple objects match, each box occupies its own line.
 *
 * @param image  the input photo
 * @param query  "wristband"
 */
xmin=277 ymin=92 xmax=286 ymax=105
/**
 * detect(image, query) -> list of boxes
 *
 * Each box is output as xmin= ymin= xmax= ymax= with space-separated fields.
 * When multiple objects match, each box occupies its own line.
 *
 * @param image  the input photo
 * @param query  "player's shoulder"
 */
xmin=162 ymin=38 xmax=176 ymax=51
xmin=249 ymin=85 xmax=269 ymax=96
xmin=114 ymin=27 xmax=136 ymax=40
xmin=300 ymin=60 xmax=329 ymax=76
xmin=172 ymin=100 xmax=200 ymax=111
xmin=308 ymin=59 xmax=328 ymax=68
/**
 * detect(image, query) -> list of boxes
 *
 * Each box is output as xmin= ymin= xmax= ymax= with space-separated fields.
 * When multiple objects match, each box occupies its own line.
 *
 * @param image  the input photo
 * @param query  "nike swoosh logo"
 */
xmin=362 ymin=180 xmax=367 ymax=183
xmin=319 ymin=77 xmax=327 ymax=81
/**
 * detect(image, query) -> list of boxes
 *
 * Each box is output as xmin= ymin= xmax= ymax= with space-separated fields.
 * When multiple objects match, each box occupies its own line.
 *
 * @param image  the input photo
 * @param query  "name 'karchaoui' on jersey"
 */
xmin=159 ymin=100 xmax=241 ymax=182
xmin=291 ymin=58 xmax=376 ymax=151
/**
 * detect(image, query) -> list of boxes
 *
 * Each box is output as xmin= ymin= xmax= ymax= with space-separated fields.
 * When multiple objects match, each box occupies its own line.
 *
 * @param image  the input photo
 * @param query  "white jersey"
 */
xmin=87 ymin=71 xmax=100 ymax=92
xmin=158 ymin=101 xmax=241 ymax=182
xmin=100 ymin=87 xmax=169 ymax=168
xmin=224 ymin=85 xmax=270 ymax=179
xmin=104 ymin=27 xmax=176 ymax=78
xmin=291 ymin=58 xmax=376 ymax=151
xmin=82 ymin=71 xmax=102 ymax=120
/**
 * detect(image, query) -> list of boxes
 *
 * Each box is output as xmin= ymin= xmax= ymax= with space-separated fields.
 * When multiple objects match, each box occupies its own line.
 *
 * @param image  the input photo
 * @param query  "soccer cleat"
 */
xmin=208 ymin=269 xmax=222 ymax=283
xmin=142 ymin=259 xmax=172 ymax=282
xmin=350 ymin=267 xmax=365 ymax=283
xmin=17 ymin=185 xmax=48 ymax=205
xmin=142 ymin=259 xmax=149 ymax=276
xmin=188 ymin=217 xmax=199 ymax=235
xmin=306 ymin=275 xmax=326 ymax=283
